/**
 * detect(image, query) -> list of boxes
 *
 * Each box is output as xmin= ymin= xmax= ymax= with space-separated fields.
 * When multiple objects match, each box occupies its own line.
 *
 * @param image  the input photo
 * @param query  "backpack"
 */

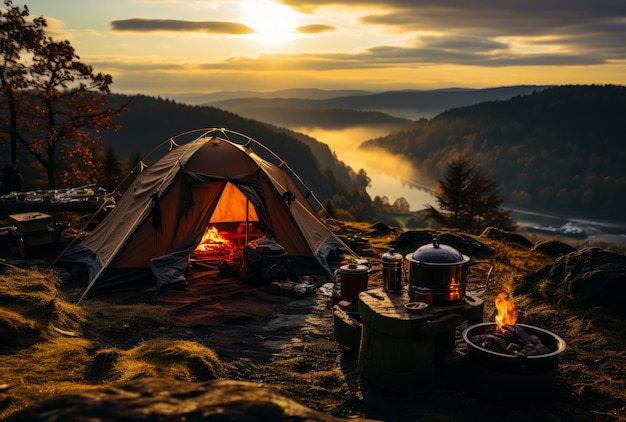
xmin=239 ymin=238 xmax=290 ymax=284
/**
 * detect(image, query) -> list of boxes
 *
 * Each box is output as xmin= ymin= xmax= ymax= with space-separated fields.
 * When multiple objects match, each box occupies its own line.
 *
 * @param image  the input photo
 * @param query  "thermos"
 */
xmin=382 ymin=248 xmax=404 ymax=293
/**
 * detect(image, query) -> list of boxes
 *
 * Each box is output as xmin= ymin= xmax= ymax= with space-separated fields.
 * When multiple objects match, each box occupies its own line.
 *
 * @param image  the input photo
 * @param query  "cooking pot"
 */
xmin=405 ymin=237 xmax=493 ymax=304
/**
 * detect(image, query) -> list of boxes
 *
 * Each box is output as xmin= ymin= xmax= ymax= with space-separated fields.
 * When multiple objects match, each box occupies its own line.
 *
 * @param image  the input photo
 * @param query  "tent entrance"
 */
xmin=190 ymin=182 xmax=264 ymax=262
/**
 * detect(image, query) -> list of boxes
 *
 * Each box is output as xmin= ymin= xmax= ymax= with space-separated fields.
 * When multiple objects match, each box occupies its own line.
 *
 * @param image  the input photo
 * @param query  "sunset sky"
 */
xmin=17 ymin=0 xmax=626 ymax=98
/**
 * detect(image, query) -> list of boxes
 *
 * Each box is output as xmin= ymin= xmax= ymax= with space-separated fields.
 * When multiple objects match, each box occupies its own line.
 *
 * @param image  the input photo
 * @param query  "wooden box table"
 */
xmin=9 ymin=212 xmax=52 ymax=233
xmin=357 ymin=288 xmax=484 ymax=392
xmin=8 ymin=212 xmax=60 ymax=258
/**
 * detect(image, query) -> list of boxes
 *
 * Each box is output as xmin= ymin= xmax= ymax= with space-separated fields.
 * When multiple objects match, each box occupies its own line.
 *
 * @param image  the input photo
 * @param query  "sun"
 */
xmin=240 ymin=0 xmax=301 ymax=45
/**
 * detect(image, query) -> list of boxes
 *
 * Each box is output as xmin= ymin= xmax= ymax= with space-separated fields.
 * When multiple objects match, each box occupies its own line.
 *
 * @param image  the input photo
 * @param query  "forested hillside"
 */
xmin=361 ymin=85 xmax=626 ymax=221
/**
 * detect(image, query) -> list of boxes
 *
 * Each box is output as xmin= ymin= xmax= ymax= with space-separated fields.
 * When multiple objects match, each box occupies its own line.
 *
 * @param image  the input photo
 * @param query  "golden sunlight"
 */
xmin=240 ymin=0 xmax=301 ymax=45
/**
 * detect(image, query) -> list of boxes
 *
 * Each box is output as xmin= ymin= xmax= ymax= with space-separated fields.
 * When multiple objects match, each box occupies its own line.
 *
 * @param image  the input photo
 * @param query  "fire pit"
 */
xmin=463 ymin=322 xmax=566 ymax=401
xmin=462 ymin=291 xmax=566 ymax=402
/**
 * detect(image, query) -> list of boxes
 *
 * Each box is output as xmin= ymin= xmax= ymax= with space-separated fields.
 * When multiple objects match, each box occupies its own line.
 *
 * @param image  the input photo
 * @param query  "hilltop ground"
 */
xmin=1 ymin=221 xmax=625 ymax=421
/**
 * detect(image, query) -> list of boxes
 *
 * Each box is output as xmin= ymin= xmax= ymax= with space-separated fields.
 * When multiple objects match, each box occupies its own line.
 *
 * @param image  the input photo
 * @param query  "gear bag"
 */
xmin=239 ymin=238 xmax=290 ymax=284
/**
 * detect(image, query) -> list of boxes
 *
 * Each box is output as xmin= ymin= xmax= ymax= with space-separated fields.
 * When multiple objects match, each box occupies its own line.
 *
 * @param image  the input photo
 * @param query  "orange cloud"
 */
xmin=297 ymin=24 xmax=336 ymax=34
xmin=110 ymin=18 xmax=254 ymax=35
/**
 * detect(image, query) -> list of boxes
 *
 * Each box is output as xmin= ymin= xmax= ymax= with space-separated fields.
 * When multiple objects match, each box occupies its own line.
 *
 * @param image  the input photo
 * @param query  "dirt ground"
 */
xmin=113 ymin=225 xmax=623 ymax=422
xmin=13 ymin=221 xmax=624 ymax=421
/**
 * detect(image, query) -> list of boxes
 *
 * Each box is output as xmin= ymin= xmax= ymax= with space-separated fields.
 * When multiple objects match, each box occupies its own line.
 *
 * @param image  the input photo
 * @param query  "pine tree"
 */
xmin=422 ymin=155 xmax=515 ymax=233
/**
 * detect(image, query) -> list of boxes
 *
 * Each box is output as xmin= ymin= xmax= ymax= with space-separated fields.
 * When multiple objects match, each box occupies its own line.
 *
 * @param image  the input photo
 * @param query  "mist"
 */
xmin=294 ymin=126 xmax=437 ymax=211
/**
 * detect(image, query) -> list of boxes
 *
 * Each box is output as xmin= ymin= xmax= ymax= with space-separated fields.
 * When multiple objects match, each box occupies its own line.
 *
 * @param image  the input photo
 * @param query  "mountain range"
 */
xmin=201 ymin=85 xmax=551 ymax=123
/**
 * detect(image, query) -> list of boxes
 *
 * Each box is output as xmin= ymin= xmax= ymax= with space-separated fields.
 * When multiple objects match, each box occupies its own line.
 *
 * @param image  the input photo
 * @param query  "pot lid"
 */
xmin=410 ymin=237 xmax=465 ymax=263
xmin=339 ymin=263 xmax=369 ymax=273
xmin=382 ymin=248 xmax=403 ymax=261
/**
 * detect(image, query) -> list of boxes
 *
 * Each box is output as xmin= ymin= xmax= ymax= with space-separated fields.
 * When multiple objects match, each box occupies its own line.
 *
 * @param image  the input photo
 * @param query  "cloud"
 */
xmin=35 ymin=16 xmax=73 ymax=40
xmin=278 ymin=0 xmax=626 ymax=61
xmin=110 ymin=18 xmax=254 ymax=35
xmin=296 ymin=24 xmax=336 ymax=34
xmin=91 ymin=31 xmax=606 ymax=79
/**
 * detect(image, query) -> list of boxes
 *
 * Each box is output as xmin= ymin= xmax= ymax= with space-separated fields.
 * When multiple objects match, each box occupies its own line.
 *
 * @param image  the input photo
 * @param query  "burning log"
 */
xmin=191 ymin=226 xmax=235 ymax=259
xmin=469 ymin=323 xmax=555 ymax=357
xmin=462 ymin=321 xmax=567 ymax=403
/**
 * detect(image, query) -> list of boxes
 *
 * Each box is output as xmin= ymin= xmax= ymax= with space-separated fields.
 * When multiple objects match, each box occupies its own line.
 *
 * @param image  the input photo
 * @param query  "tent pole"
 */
xmin=245 ymin=198 xmax=249 ymax=244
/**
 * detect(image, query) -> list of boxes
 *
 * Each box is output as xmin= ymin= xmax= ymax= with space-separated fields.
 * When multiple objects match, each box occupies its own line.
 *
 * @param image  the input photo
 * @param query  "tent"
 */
xmin=64 ymin=129 xmax=343 ymax=300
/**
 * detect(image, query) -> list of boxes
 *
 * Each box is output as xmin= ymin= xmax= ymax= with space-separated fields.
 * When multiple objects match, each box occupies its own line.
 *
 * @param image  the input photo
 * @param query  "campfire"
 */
xmin=468 ymin=292 xmax=554 ymax=357
xmin=462 ymin=292 xmax=567 ymax=402
xmin=192 ymin=226 xmax=234 ymax=259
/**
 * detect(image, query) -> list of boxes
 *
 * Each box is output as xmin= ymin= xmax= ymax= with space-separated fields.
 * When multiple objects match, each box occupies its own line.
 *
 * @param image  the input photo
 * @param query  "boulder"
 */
xmin=4 ymin=378 xmax=361 ymax=422
xmin=395 ymin=229 xmax=495 ymax=259
xmin=481 ymin=227 xmax=533 ymax=248
xmin=531 ymin=240 xmax=576 ymax=259
xmin=547 ymin=247 xmax=626 ymax=313
xmin=369 ymin=221 xmax=393 ymax=236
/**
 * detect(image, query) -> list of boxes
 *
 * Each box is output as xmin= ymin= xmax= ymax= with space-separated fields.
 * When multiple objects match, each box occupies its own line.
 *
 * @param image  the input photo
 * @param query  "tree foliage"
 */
xmin=0 ymin=0 xmax=45 ymax=164
xmin=422 ymin=155 xmax=515 ymax=234
xmin=0 ymin=0 xmax=126 ymax=188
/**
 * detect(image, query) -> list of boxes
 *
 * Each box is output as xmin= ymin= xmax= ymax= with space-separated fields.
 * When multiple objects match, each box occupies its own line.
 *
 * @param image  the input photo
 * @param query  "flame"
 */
xmin=195 ymin=226 xmax=230 ymax=251
xmin=495 ymin=292 xmax=518 ymax=329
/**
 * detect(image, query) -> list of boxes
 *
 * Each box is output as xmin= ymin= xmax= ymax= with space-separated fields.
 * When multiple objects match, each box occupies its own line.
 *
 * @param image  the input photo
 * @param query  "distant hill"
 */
xmin=169 ymin=88 xmax=374 ymax=105
xmin=206 ymin=85 xmax=551 ymax=124
xmin=216 ymin=107 xmax=411 ymax=130
xmin=360 ymin=85 xmax=626 ymax=221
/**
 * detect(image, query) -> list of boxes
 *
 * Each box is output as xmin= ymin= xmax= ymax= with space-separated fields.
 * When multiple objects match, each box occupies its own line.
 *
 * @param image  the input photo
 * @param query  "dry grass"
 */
xmin=0 ymin=263 xmax=224 ymax=419
xmin=0 ymin=266 xmax=86 ymax=347
xmin=87 ymin=338 xmax=225 ymax=383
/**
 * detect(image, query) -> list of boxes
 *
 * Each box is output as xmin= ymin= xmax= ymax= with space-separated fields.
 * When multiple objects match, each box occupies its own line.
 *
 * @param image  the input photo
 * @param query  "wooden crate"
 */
xmin=9 ymin=212 xmax=52 ymax=233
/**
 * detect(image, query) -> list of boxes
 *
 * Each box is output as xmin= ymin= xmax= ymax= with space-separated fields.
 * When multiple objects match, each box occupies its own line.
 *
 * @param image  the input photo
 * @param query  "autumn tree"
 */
xmin=0 ymin=0 xmax=45 ymax=164
xmin=422 ymin=155 xmax=515 ymax=234
xmin=0 ymin=0 xmax=126 ymax=189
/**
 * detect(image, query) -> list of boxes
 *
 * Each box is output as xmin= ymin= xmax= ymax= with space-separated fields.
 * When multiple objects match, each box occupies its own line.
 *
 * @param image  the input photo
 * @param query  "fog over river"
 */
xmin=297 ymin=126 xmax=626 ymax=247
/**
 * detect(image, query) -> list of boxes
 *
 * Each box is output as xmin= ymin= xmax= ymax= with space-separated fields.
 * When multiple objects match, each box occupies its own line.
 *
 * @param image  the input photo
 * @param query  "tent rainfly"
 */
xmin=64 ymin=129 xmax=342 ymax=300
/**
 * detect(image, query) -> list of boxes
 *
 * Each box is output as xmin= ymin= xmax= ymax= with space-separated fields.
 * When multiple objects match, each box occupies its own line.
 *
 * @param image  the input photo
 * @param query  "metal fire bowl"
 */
xmin=462 ymin=322 xmax=567 ymax=402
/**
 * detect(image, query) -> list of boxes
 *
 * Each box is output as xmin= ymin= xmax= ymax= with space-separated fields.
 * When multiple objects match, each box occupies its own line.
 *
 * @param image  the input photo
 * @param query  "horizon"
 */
xmin=15 ymin=1 xmax=626 ymax=97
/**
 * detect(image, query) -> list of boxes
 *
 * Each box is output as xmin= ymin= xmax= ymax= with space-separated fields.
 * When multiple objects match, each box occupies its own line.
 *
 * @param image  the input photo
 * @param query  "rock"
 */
xmin=531 ymin=240 xmax=576 ymax=259
xmin=4 ymin=378 xmax=361 ymax=422
xmin=369 ymin=221 xmax=393 ymax=236
xmin=547 ymin=247 xmax=626 ymax=313
xmin=481 ymin=227 xmax=533 ymax=248
xmin=395 ymin=229 xmax=495 ymax=259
